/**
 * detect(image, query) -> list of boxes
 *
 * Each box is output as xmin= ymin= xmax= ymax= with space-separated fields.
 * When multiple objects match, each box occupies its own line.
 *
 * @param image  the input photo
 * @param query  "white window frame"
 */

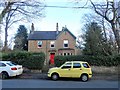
xmin=37 ymin=41 xmax=42 ymax=48
xmin=64 ymin=53 xmax=67 ymax=56
xmin=63 ymin=40 xmax=69 ymax=48
xmin=50 ymin=41 xmax=55 ymax=48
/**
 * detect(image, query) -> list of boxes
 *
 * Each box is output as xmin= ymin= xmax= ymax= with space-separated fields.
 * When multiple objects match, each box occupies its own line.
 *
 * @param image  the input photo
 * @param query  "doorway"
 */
xmin=49 ymin=53 xmax=55 ymax=64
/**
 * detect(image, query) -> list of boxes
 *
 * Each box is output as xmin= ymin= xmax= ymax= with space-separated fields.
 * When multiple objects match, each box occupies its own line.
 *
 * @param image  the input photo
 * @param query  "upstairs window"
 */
xmin=50 ymin=41 xmax=55 ymax=48
xmin=37 ymin=41 xmax=42 ymax=48
xmin=63 ymin=40 xmax=68 ymax=48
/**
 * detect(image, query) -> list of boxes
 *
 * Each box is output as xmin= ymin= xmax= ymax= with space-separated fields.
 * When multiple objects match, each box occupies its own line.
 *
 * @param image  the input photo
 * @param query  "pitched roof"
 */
xmin=28 ymin=31 xmax=61 ymax=40
xmin=28 ymin=28 xmax=76 ymax=40
xmin=57 ymin=27 xmax=76 ymax=39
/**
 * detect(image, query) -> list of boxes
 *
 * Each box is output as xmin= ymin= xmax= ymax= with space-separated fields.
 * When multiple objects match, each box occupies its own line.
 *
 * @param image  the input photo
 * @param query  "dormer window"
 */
xmin=50 ymin=41 xmax=55 ymax=48
xmin=37 ymin=41 xmax=42 ymax=48
xmin=63 ymin=40 xmax=68 ymax=48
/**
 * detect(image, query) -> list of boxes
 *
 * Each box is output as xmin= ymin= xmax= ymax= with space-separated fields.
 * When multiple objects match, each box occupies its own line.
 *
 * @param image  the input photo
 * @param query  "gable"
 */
xmin=56 ymin=27 xmax=76 ymax=39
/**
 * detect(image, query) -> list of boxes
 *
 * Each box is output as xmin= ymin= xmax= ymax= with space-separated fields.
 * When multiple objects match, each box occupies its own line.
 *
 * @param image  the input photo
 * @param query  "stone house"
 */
xmin=28 ymin=23 xmax=77 ymax=64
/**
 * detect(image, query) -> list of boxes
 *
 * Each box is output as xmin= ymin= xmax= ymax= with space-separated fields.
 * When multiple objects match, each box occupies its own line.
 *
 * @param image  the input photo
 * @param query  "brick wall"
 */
xmin=28 ymin=30 xmax=77 ymax=63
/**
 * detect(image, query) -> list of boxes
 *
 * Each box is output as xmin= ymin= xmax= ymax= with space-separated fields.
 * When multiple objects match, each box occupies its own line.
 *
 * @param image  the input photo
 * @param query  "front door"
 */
xmin=50 ymin=53 xmax=55 ymax=64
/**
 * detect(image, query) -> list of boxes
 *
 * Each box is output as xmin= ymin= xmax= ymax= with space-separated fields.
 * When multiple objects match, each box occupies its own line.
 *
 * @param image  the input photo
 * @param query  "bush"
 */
xmin=1 ymin=51 xmax=45 ymax=70
xmin=54 ymin=55 xmax=120 ymax=67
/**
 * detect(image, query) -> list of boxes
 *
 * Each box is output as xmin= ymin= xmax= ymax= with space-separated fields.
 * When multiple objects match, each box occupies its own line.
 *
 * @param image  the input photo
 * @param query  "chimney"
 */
xmin=56 ymin=23 xmax=59 ymax=34
xmin=30 ymin=23 xmax=34 ymax=33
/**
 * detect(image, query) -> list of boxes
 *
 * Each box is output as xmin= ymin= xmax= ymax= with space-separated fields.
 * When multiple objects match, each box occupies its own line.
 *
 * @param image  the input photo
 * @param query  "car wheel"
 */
xmin=81 ymin=74 xmax=88 ymax=82
xmin=51 ymin=73 xmax=59 ymax=81
xmin=2 ymin=72 xmax=9 ymax=79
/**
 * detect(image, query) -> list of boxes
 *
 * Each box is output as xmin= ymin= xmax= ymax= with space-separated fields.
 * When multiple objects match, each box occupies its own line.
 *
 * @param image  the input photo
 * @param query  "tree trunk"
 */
xmin=4 ymin=26 xmax=8 ymax=51
xmin=111 ymin=23 xmax=120 ymax=53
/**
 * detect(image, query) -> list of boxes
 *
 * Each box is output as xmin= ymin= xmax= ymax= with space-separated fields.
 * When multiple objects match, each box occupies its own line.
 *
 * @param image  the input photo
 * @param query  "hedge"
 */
xmin=54 ymin=55 xmax=120 ymax=67
xmin=1 ymin=51 xmax=45 ymax=70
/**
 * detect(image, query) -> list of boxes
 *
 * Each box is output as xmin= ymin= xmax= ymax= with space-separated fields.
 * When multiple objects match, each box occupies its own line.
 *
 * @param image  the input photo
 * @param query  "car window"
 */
xmin=73 ymin=63 xmax=81 ymax=68
xmin=61 ymin=63 xmax=72 ymax=69
xmin=82 ymin=63 xmax=90 ymax=68
xmin=0 ymin=63 xmax=6 ymax=67
xmin=7 ymin=62 xmax=15 ymax=66
xmin=11 ymin=62 xmax=17 ymax=65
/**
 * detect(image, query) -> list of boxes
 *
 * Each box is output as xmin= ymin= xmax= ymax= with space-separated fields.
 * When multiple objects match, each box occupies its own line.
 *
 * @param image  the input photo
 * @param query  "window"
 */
xmin=64 ymin=53 xmax=66 ymax=56
xmin=82 ymin=63 xmax=90 ymax=68
xmin=7 ymin=63 xmax=15 ymax=66
xmin=73 ymin=63 xmax=81 ymax=68
xmin=0 ymin=63 xmax=6 ymax=67
xmin=61 ymin=63 xmax=72 ymax=69
xmin=37 ymin=41 xmax=42 ymax=48
xmin=63 ymin=40 xmax=68 ymax=48
xmin=67 ymin=53 xmax=70 ymax=55
xmin=50 ymin=41 xmax=55 ymax=48
xmin=59 ymin=53 xmax=62 ymax=56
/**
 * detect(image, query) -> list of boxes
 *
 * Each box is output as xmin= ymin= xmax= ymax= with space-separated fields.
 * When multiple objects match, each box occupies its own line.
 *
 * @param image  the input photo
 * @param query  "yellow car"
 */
xmin=48 ymin=61 xmax=92 ymax=82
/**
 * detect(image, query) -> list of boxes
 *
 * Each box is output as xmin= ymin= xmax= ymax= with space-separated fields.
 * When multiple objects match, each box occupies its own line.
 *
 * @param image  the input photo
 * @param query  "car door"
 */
xmin=59 ymin=63 xmax=72 ymax=77
xmin=71 ymin=63 xmax=82 ymax=78
xmin=0 ymin=63 xmax=7 ymax=73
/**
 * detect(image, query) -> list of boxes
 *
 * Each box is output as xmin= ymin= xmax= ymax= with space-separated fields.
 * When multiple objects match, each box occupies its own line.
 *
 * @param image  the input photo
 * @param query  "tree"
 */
xmin=14 ymin=25 xmax=28 ymax=50
xmin=89 ymin=0 xmax=120 ymax=53
xmin=75 ymin=0 xmax=120 ymax=53
xmin=0 ymin=37 xmax=3 ymax=51
xmin=0 ymin=0 xmax=45 ymax=51
xmin=83 ymin=22 xmax=112 ymax=56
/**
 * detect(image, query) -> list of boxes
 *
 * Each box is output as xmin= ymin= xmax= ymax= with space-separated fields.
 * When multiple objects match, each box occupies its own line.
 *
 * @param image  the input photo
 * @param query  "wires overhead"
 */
xmin=0 ymin=2 xmax=90 ymax=9
xmin=44 ymin=5 xmax=90 ymax=9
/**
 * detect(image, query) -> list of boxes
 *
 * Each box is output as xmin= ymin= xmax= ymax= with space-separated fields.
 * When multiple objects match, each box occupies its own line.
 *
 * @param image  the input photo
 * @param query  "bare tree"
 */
xmin=0 ymin=0 xmax=45 ymax=51
xmin=89 ymin=0 xmax=120 ymax=53
xmin=83 ymin=13 xmax=111 ymax=41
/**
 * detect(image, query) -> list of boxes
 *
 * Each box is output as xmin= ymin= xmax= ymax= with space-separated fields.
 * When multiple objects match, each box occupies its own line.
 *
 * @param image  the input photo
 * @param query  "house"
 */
xmin=28 ymin=23 xmax=77 ymax=65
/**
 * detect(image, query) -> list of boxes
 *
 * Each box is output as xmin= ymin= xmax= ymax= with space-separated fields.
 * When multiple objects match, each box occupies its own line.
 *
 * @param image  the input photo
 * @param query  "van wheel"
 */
xmin=2 ymin=72 xmax=9 ymax=79
xmin=81 ymin=74 xmax=88 ymax=82
xmin=51 ymin=73 xmax=59 ymax=81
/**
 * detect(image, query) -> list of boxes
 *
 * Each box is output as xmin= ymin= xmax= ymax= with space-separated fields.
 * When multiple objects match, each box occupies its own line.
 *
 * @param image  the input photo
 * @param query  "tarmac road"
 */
xmin=1 ymin=79 xmax=119 ymax=88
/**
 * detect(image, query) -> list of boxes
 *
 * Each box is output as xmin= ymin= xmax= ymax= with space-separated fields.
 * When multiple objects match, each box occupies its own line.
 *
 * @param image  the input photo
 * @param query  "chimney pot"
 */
xmin=31 ymin=23 xmax=34 ymax=32
xmin=56 ymin=23 xmax=59 ymax=34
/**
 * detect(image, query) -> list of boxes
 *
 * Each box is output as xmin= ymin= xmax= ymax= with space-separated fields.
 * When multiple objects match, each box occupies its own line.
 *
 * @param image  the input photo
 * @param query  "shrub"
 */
xmin=1 ymin=51 xmax=45 ymax=70
xmin=54 ymin=55 xmax=120 ymax=67
xmin=23 ymin=52 xmax=45 ymax=69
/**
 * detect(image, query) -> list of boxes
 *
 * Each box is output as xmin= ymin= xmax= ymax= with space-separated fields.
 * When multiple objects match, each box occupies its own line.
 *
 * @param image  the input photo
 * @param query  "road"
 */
xmin=1 ymin=79 xmax=119 ymax=88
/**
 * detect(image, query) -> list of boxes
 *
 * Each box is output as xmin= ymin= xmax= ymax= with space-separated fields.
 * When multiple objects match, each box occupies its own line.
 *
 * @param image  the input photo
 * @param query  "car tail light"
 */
xmin=11 ymin=67 xmax=17 ymax=70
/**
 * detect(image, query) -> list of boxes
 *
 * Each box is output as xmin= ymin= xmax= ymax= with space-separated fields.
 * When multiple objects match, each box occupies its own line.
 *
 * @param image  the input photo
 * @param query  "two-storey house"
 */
xmin=28 ymin=23 xmax=77 ymax=64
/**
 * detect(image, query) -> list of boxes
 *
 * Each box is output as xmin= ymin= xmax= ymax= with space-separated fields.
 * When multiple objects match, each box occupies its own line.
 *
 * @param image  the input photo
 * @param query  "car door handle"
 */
xmin=80 ymin=69 xmax=82 ymax=70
